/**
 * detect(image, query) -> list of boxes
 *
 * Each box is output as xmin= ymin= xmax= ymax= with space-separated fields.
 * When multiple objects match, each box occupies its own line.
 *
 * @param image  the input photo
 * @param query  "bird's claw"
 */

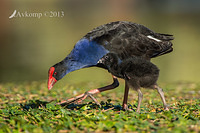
xmin=164 ymin=104 xmax=170 ymax=111
xmin=122 ymin=104 xmax=133 ymax=111
xmin=55 ymin=94 xmax=85 ymax=105
xmin=84 ymin=92 xmax=101 ymax=107
xmin=55 ymin=91 xmax=101 ymax=107
xmin=122 ymin=104 xmax=128 ymax=111
xmin=164 ymin=108 xmax=169 ymax=111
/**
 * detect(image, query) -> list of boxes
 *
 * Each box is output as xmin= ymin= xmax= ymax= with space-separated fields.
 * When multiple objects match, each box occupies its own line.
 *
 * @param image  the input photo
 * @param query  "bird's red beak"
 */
xmin=48 ymin=67 xmax=57 ymax=90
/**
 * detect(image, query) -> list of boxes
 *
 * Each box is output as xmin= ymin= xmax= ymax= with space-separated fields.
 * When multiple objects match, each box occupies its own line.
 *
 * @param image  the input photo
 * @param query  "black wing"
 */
xmin=84 ymin=21 xmax=173 ymax=60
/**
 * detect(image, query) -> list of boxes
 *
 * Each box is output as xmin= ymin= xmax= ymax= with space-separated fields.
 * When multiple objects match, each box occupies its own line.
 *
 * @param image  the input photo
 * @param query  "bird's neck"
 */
xmin=64 ymin=38 xmax=109 ymax=74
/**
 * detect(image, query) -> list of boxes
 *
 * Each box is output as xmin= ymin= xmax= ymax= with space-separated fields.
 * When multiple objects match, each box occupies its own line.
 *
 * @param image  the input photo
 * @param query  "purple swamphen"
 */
xmin=48 ymin=21 xmax=173 ymax=112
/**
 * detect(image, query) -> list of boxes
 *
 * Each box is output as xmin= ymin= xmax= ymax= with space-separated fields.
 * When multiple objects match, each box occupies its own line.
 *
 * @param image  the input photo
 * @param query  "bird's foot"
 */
xmin=122 ymin=104 xmax=132 ymax=111
xmin=164 ymin=104 xmax=170 ymax=111
xmin=56 ymin=76 xmax=118 ymax=106
xmin=122 ymin=104 xmax=128 ymax=111
xmin=55 ymin=93 xmax=85 ymax=105
xmin=77 ymin=92 xmax=101 ymax=107
xmin=136 ymin=109 xmax=140 ymax=113
xmin=56 ymin=91 xmax=101 ymax=107
xmin=164 ymin=107 xmax=169 ymax=111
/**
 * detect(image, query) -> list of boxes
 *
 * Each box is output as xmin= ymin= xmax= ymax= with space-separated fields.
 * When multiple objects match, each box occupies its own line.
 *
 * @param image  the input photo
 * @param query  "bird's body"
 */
xmin=99 ymin=53 xmax=159 ymax=89
xmin=48 ymin=21 xmax=173 ymax=112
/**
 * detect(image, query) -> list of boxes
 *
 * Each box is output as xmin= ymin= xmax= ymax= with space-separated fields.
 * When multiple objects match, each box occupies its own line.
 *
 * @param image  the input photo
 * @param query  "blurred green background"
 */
xmin=0 ymin=0 xmax=200 ymax=84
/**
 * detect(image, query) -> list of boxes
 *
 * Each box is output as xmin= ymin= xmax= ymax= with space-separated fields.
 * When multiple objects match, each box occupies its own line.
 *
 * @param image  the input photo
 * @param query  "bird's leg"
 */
xmin=122 ymin=81 xmax=130 ymax=110
xmin=56 ymin=75 xmax=119 ymax=105
xmin=155 ymin=85 xmax=169 ymax=111
xmin=136 ymin=88 xmax=143 ymax=113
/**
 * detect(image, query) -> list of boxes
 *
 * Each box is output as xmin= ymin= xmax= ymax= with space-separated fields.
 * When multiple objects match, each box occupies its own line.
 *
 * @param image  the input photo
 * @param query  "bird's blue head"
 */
xmin=48 ymin=38 xmax=108 ymax=90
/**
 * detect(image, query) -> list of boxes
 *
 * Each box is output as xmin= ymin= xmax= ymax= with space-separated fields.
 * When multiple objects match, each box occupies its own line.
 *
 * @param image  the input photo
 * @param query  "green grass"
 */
xmin=0 ymin=81 xmax=199 ymax=132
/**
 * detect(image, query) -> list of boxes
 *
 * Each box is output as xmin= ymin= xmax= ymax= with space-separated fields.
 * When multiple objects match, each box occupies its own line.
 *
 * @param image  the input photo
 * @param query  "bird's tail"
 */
xmin=149 ymin=33 xmax=174 ymax=58
xmin=137 ymin=24 xmax=174 ymax=58
xmin=153 ymin=33 xmax=174 ymax=41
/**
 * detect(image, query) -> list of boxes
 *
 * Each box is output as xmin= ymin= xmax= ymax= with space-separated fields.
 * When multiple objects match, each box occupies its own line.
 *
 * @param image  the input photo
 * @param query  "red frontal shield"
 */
xmin=48 ymin=67 xmax=57 ymax=90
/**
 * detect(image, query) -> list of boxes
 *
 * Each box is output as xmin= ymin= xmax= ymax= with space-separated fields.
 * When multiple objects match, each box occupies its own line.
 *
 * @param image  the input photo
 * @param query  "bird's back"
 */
xmin=84 ymin=21 xmax=173 ymax=60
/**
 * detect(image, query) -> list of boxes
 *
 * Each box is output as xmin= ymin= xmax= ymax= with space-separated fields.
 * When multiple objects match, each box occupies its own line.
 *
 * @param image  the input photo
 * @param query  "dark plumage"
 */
xmin=98 ymin=53 xmax=165 ymax=112
xmin=99 ymin=53 xmax=159 ymax=89
xmin=85 ymin=21 xmax=173 ymax=60
xmin=48 ymin=21 xmax=173 ymax=112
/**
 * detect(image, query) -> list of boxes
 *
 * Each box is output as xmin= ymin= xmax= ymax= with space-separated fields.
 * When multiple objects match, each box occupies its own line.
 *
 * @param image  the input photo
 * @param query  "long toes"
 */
xmin=56 ymin=92 xmax=100 ymax=106
xmin=55 ymin=99 xmax=76 ymax=105
xmin=124 ymin=108 xmax=133 ymax=111
xmin=55 ymin=101 xmax=69 ymax=105
xmin=164 ymin=105 xmax=172 ymax=111
xmin=164 ymin=104 xmax=171 ymax=110
xmin=164 ymin=107 xmax=170 ymax=111
xmin=122 ymin=105 xmax=129 ymax=111
xmin=76 ymin=98 xmax=85 ymax=103
xmin=96 ymin=103 xmax=101 ymax=108
xmin=88 ymin=94 xmax=100 ymax=105
xmin=122 ymin=105 xmax=133 ymax=111
xmin=55 ymin=96 xmax=84 ymax=105
xmin=136 ymin=109 xmax=140 ymax=113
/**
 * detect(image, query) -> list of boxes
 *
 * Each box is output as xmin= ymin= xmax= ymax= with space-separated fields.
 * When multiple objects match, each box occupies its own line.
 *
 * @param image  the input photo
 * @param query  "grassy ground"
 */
xmin=0 ymin=81 xmax=199 ymax=132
